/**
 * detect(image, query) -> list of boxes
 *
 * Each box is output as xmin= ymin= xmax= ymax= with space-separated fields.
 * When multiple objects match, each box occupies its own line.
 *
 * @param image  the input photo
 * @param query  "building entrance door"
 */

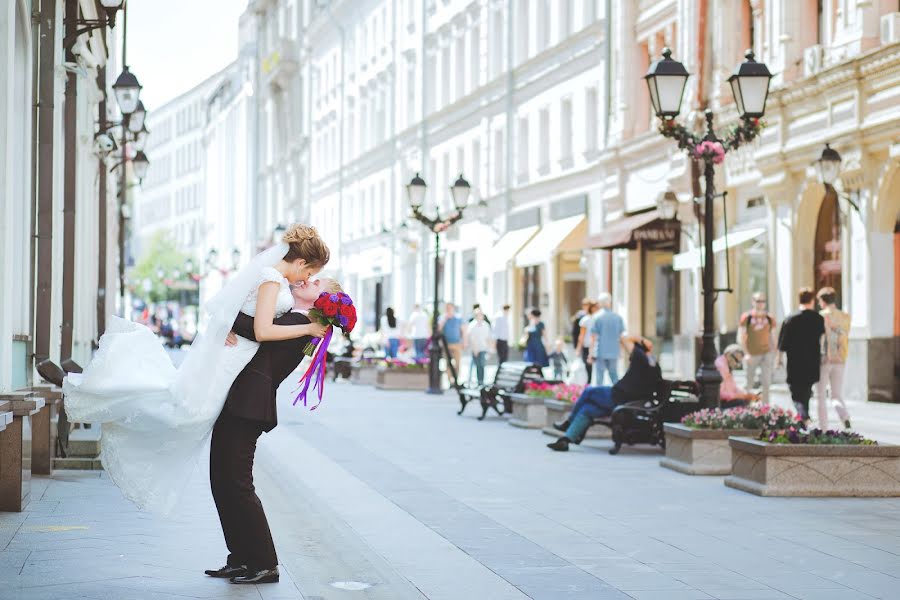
xmin=643 ymin=250 xmax=677 ymax=372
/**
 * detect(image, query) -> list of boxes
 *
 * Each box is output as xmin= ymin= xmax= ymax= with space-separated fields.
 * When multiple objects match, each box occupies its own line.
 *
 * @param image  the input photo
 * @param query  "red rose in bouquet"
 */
xmin=302 ymin=291 xmax=357 ymax=356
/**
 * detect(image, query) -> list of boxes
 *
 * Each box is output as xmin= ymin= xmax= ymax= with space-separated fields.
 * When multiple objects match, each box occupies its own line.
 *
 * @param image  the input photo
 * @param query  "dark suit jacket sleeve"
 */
xmin=232 ymin=312 xmax=257 ymax=341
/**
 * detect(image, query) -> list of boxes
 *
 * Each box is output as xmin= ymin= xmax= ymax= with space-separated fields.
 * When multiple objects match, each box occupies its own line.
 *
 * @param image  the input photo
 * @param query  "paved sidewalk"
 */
xmin=2 ymin=378 xmax=900 ymax=599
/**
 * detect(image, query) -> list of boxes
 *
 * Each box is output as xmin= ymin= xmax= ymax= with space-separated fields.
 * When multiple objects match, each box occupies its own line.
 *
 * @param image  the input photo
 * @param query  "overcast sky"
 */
xmin=125 ymin=0 xmax=249 ymax=109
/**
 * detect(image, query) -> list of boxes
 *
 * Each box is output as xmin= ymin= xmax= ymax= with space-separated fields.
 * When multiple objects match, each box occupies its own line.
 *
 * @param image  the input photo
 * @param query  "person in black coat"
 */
xmin=777 ymin=287 xmax=825 ymax=421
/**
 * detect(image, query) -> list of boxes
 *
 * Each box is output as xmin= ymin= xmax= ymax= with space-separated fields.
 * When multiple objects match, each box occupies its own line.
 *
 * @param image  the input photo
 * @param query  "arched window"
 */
xmin=814 ymin=187 xmax=842 ymax=306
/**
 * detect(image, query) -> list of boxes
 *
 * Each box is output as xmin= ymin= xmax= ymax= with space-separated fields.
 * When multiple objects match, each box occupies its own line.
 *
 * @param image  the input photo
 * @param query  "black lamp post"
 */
xmin=406 ymin=172 xmax=471 ymax=394
xmin=816 ymin=143 xmax=861 ymax=213
xmin=646 ymin=48 xmax=772 ymax=408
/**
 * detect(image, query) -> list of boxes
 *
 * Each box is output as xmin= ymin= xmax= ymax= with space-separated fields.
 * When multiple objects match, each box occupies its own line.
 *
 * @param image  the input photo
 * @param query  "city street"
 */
xmin=4 ymin=378 xmax=900 ymax=600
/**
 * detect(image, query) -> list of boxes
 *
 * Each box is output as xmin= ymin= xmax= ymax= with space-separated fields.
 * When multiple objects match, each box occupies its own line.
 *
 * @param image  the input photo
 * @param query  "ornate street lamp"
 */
xmin=132 ymin=151 xmax=149 ymax=181
xmin=112 ymin=66 xmax=142 ymax=116
xmin=647 ymin=47 xmax=771 ymax=408
xmin=815 ymin=143 xmax=861 ymax=213
xmin=128 ymin=101 xmax=147 ymax=133
xmin=656 ymin=191 xmax=679 ymax=221
xmin=133 ymin=125 xmax=150 ymax=152
xmin=406 ymin=172 xmax=470 ymax=394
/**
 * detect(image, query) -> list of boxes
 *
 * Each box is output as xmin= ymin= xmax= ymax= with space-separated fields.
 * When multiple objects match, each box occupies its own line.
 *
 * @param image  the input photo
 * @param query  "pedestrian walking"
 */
xmin=575 ymin=300 xmax=598 ymax=383
xmin=439 ymin=303 xmax=465 ymax=374
xmin=523 ymin=308 xmax=549 ymax=369
xmin=548 ymin=338 xmax=568 ymax=381
xmin=588 ymin=293 xmax=625 ymax=385
xmin=738 ymin=291 xmax=777 ymax=404
xmin=465 ymin=309 xmax=493 ymax=386
xmin=777 ymin=287 xmax=825 ymax=421
xmin=815 ymin=287 xmax=852 ymax=429
xmin=408 ymin=304 xmax=430 ymax=360
xmin=380 ymin=307 xmax=401 ymax=358
xmin=570 ymin=298 xmax=591 ymax=351
xmin=493 ymin=304 xmax=511 ymax=366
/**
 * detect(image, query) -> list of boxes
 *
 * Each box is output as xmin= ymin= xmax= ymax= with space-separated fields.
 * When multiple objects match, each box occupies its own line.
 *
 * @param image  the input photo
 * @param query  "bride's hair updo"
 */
xmin=282 ymin=224 xmax=330 ymax=268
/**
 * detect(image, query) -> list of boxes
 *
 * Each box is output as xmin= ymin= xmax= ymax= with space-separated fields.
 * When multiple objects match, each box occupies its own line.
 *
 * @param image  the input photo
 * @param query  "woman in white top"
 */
xmin=381 ymin=307 xmax=401 ymax=358
xmin=465 ymin=309 xmax=494 ymax=385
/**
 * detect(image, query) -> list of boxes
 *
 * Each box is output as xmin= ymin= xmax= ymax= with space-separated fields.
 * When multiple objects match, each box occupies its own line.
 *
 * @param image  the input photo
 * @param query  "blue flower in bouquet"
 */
xmin=329 ymin=293 xmax=340 ymax=303
xmin=338 ymin=315 xmax=349 ymax=327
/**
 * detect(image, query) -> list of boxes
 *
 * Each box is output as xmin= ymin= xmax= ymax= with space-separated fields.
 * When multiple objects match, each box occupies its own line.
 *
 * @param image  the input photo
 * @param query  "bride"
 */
xmin=63 ymin=224 xmax=330 ymax=515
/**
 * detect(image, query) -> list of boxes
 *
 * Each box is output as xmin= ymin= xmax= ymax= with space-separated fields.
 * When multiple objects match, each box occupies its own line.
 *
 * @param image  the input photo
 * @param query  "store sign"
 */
xmin=633 ymin=223 xmax=679 ymax=243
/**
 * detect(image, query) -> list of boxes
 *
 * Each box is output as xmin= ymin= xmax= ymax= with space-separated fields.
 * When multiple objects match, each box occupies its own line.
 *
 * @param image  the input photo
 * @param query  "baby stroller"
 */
xmin=598 ymin=379 xmax=701 ymax=455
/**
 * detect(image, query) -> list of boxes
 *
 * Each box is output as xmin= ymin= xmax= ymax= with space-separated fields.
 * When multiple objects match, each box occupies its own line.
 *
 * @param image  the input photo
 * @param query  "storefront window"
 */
xmin=736 ymin=238 xmax=768 ymax=316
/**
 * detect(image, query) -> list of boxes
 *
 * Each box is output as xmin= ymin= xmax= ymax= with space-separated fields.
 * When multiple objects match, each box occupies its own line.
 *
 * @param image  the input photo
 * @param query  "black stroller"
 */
xmin=591 ymin=379 xmax=701 ymax=455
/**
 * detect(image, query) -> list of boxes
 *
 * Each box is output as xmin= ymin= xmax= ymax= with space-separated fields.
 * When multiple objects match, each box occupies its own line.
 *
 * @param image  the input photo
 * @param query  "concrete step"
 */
xmin=54 ymin=456 xmax=103 ymax=470
xmin=65 ymin=438 xmax=100 ymax=457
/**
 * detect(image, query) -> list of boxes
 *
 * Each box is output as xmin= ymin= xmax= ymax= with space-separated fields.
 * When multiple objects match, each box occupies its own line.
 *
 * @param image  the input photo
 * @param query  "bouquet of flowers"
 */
xmin=303 ymin=291 xmax=357 ymax=356
xmin=294 ymin=291 xmax=357 ymax=410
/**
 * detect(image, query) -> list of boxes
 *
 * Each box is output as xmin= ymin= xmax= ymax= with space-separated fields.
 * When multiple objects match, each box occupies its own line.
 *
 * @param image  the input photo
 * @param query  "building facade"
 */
xmin=0 ymin=0 xmax=118 ymax=392
xmin=590 ymin=0 xmax=900 ymax=401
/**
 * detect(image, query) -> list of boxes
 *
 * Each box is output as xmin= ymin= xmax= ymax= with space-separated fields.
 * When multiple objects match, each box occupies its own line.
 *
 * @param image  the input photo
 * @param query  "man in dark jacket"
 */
xmin=777 ymin=287 xmax=825 ymax=421
xmin=547 ymin=335 xmax=661 ymax=451
xmin=205 ymin=311 xmax=315 ymax=585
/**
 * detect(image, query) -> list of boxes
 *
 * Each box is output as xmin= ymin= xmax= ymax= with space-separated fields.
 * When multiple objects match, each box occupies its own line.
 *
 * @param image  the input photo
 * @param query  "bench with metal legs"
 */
xmin=0 ymin=392 xmax=46 ymax=512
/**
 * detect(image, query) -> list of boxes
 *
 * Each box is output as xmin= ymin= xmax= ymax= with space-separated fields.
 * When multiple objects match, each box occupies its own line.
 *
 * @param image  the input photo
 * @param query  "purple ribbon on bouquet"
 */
xmin=293 ymin=327 xmax=333 ymax=410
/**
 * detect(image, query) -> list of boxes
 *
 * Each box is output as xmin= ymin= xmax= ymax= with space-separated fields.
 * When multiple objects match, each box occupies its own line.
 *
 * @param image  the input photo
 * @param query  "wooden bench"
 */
xmin=0 ymin=392 xmax=45 ymax=512
xmin=19 ymin=385 xmax=65 ymax=473
xmin=457 ymin=361 xmax=544 ymax=421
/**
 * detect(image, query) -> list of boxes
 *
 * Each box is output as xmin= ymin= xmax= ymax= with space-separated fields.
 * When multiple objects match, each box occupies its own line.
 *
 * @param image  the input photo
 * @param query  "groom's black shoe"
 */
xmin=231 ymin=567 xmax=280 ymax=584
xmin=205 ymin=564 xmax=247 ymax=578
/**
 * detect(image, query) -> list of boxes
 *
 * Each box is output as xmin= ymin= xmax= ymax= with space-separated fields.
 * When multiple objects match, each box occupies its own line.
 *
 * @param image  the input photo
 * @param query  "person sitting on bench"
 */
xmin=718 ymin=344 xmax=759 ymax=409
xmin=547 ymin=335 xmax=660 ymax=452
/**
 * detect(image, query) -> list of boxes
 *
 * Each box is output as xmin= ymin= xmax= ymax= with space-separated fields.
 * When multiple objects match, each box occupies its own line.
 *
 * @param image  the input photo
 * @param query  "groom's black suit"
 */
xmin=210 ymin=310 xmax=312 ymax=572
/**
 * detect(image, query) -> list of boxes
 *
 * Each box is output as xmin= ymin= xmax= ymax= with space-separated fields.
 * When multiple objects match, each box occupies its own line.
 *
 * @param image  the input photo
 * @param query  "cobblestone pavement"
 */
xmin=2 ymin=377 xmax=900 ymax=599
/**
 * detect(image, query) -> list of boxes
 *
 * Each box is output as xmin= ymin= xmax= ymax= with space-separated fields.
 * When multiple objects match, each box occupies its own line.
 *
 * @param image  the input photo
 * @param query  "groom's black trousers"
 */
xmin=210 ymin=410 xmax=277 ymax=570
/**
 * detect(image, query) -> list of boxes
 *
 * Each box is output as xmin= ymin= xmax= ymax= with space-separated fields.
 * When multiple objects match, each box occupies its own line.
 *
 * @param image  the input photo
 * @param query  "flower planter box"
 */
xmin=660 ymin=423 xmax=760 ymax=475
xmin=725 ymin=437 xmax=900 ymax=497
xmin=507 ymin=393 xmax=545 ymax=428
xmin=350 ymin=364 xmax=378 ymax=386
xmin=541 ymin=398 xmax=610 ymax=439
xmin=375 ymin=368 xmax=429 ymax=391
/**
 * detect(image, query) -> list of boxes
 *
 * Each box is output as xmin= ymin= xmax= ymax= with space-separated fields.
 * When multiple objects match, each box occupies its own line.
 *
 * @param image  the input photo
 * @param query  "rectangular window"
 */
xmin=455 ymin=36 xmax=465 ymax=100
xmin=470 ymin=25 xmax=480 ymax=91
xmin=490 ymin=9 xmax=504 ymax=78
xmin=538 ymin=107 xmax=550 ymax=171
xmin=472 ymin=139 xmax=481 ymax=193
xmin=517 ymin=116 xmax=529 ymax=179
xmin=441 ymin=46 xmax=451 ymax=107
xmin=583 ymin=0 xmax=596 ymax=28
xmin=560 ymin=97 xmax=573 ymax=161
xmin=585 ymin=87 xmax=598 ymax=152
xmin=559 ymin=0 xmax=571 ymax=39
xmin=537 ymin=0 xmax=550 ymax=50
xmin=516 ymin=0 xmax=529 ymax=65
xmin=493 ymin=129 xmax=504 ymax=190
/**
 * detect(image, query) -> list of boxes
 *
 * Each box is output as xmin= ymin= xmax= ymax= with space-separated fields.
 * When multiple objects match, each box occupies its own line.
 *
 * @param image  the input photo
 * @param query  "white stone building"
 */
xmin=0 ymin=0 xmax=118 ymax=391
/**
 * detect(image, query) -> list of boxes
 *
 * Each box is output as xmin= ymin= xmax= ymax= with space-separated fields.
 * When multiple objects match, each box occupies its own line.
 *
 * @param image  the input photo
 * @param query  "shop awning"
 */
xmin=515 ymin=216 xmax=586 ymax=267
xmin=587 ymin=211 xmax=679 ymax=249
xmin=488 ymin=225 xmax=539 ymax=272
xmin=673 ymin=227 xmax=766 ymax=271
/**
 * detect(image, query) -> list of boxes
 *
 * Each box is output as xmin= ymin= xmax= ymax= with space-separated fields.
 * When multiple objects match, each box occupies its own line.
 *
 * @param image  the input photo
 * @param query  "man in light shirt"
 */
xmin=589 ymin=293 xmax=625 ymax=385
xmin=408 ymin=304 xmax=430 ymax=360
xmin=492 ymin=304 xmax=511 ymax=367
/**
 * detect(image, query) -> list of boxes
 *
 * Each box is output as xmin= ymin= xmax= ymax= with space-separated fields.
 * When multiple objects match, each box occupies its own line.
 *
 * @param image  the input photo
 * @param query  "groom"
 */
xmin=205 ymin=310 xmax=312 ymax=585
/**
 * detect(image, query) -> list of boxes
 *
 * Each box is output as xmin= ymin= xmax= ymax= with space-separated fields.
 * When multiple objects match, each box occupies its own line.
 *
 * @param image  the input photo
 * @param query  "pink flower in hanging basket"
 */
xmin=693 ymin=140 xmax=725 ymax=164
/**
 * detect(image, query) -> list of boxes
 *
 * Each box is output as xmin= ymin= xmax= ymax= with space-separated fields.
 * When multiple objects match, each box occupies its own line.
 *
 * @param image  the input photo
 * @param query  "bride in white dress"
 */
xmin=63 ymin=225 xmax=329 ymax=515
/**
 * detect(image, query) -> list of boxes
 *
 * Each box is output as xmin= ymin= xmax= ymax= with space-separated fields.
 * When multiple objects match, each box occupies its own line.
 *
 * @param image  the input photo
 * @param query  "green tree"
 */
xmin=129 ymin=231 xmax=192 ymax=304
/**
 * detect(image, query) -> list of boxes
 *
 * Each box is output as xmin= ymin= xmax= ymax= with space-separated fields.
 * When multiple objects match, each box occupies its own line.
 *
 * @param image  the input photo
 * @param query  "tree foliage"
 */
xmin=129 ymin=231 xmax=192 ymax=304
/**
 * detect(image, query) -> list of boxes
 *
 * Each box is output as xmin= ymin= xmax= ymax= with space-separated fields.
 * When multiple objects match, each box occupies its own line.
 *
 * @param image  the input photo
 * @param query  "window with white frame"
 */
xmin=538 ymin=107 xmax=550 ymax=171
xmin=584 ymin=86 xmax=598 ymax=153
xmin=470 ymin=24 xmax=481 ymax=91
xmin=516 ymin=0 xmax=529 ymax=65
xmin=493 ymin=129 xmax=504 ymax=191
xmin=560 ymin=97 xmax=573 ymax=161
xmin=517 ymin=116 xmax=529 ymax=179
xmin=537 ymin=0 xmax=550 ymax=50
xmin=455 ymin=36 xmax=465 ymax=100
xmin=582 ymin=0 xmax=596 ymax=28
xmin=471 ymin=139 xmax=481 ymax=193
xmin=559 ymin=0 xmax=572 ymax=39
xmin=441 ymin=45 xmax=451 ymax=107
xmin=490 ymin=9 xmax=504 ymax=78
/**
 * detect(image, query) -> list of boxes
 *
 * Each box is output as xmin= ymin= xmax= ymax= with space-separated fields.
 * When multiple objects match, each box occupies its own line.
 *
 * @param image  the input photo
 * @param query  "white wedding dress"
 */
xmin=63 ymin=247 xmax=295 ymax=516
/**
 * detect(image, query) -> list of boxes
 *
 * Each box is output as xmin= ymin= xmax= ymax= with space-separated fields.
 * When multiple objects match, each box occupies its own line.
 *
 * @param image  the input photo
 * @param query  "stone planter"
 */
xmin=725 ymin=437 xmax=900 ymax=497
xmin=660 ymin=423 xmax=761 ymax=475
xmin=375 ymin=367 xmax=429 ymax=391
xmin=541 ymin=398 xmax=610 ymax=439
xmin=507 ymin=393 xmax=546 ymax=428
xmin=350 ymin=364 xmax=378 ymax=386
